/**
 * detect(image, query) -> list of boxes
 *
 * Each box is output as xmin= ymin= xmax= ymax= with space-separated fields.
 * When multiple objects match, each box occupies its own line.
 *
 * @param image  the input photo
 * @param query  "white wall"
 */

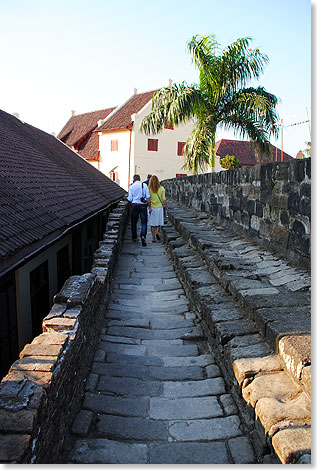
xmin=132 ymin=102 xmax=195 ymax=183
xmin=98 ymin=130 xmax=132 ymax=189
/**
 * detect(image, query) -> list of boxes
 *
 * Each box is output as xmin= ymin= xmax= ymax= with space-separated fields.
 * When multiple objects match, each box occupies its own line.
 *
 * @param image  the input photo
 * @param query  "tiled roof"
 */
xmin=0 ymin=110 xmax=127 ymax=276
xmin=76 ymin=132 xmax=100 ymax=160
xmin=57 ymin=108 xmax=116 ymax=147
xmin=215 ymin=139 xmax=294 ymax=165
xmin=97 ymin=90 xmax=160 ymax=132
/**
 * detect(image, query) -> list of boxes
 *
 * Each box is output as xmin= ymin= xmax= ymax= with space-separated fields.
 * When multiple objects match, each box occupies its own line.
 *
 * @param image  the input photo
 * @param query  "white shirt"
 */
xmin=127 ymin=181 xmax=150 ymax=204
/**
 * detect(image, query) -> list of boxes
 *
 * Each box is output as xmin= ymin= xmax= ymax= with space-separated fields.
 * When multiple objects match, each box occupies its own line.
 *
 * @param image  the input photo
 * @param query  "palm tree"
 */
xmin=140 ymin=35 xmax=279 ymax=173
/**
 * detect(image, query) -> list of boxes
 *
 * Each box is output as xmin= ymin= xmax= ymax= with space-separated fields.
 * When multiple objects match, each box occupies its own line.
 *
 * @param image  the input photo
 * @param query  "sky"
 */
xmin=0 ymin=0 xmax=312 ymax=158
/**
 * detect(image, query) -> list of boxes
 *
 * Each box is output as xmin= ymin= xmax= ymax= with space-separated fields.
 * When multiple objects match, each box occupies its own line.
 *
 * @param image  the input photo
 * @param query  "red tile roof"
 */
xmin=0 ymin=110 xmax=126 ymax=276
xmin=58 ymin=108 xmax=116 ymax=147
xmin=215 ymin=139 xmax=294 ymax=166
xmin=97 ymin=90 xmax=160 ymax=132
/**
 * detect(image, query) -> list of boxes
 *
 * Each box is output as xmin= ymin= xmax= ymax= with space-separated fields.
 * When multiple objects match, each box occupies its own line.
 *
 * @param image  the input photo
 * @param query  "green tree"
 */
xmin=220 ymin=154 xmax=242 ymax=169
xmin=304 ymin=141 xmax=311 ymax=157
xmin=140 ymin=34 xmax=279 ymax=173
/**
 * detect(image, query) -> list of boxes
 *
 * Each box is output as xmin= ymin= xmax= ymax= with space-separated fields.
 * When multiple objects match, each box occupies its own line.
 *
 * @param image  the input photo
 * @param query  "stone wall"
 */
xmin=0 ymin=200 xmax=129 ymax=464
xmin=162 ymin=158 xmax=311 ymax=269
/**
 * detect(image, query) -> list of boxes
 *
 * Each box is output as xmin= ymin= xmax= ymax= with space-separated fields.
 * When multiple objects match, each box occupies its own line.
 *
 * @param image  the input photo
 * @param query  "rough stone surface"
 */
xmin=242 ymin=371 xmax=300 ymax=407
xmin=233 ymin=355 xmax=282 ymax=386
xmin=272 ymin=426 xmax=311 ymax=464
xmin=69 ymin=439 xmax=147 ymax=464
xmin=65 ymin=223 xmax=255 ymax=464
xmin=255 ymin=392 xmax=311 ymax=433
xmin=228 ymin=436 xmax=256 ymax=464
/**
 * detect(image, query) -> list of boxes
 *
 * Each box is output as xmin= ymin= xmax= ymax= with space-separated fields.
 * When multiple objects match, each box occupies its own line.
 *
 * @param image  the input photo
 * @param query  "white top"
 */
xmin=127 ymin=181 xmax=150 ymax=204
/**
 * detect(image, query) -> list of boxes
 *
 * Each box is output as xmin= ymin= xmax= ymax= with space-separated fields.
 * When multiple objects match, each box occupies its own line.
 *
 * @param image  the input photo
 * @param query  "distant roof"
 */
xmin=215 ymin=139 xmax=294 ymax=166
xmin=0 ymin=110 xmax=126 ymax=276
xmin=97 ymin=90 xmax=160 ymax=132
xmin=57 ymin=108 xmax=116 ymax=147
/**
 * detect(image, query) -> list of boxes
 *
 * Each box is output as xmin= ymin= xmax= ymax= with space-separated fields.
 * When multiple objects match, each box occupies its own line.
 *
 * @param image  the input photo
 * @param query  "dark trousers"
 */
xmin=130 ymin=204 xmax=148 ymax=239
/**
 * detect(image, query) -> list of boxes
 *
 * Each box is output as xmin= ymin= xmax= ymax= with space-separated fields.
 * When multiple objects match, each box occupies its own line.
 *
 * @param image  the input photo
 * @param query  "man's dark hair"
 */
xmin=133 ymin=174 xmax=140 ymax=181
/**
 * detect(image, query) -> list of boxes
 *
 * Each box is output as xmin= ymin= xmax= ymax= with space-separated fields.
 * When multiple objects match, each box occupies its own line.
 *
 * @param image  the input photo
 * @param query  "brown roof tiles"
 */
xmin=215 ymin=139 xmax=294 ymax=165
xmin=97 ymin=90 xmax=159 ymax=132
xmin=58 ymin=108 xmax=116 ymax=146
xmin=0 ymin=110 xmax=126 ymax=276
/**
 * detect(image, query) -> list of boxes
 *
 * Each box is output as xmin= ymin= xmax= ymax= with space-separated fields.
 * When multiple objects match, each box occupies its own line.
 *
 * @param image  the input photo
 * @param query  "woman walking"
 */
xmin=148 ymin=175 xmax=168 ymax=243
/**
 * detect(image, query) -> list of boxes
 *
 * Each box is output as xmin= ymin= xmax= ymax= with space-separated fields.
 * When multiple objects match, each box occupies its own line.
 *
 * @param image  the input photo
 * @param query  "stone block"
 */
xmin=168 ymin=415 xmax=242 ymax=441
xmin=43 ymin=317 xmax=77 ymax=332
xmin=219 ymin=394 xmax=238 ymax=416
xmin=11 ymin=356 xmax=57 ymax=373
xmin=96 ymin=415 xmax=168 ymax=441
xmin=54 ymin=273 xmax=97 ymax=306
xmin=69 ymin=438 xmax=147 ymax=464
xmin=272 ymin=426 xmax=311 ymax=464
xmin=31 ymin=332 xmax=69 ymax=345
xmin=228 ymin=436 xmax=256 ymax=464
xmin=278 ymin=335 xmax=311 ymax=382
xmin=302 ymin=365 xmax=311 ymax=397
xmin=226 ymin=341 xmax=272 ymax=365
xmin=150 ymin=396 xmax=223 ymax=420
xmin=233 ymin=355 xmax=282 ymax=386
xmin=149 ymin=442 xmax=229 ymax=464
xmin=242 ymin=371 xmax=299 ymax=407
xmin=71 ymin=410 xmax=93 ymax=436
xmin=256 ymin=392 xmax=310 ymax=434
xmin=0 ymin=434 xmax=31 ymax=462
xmin=83 ymin=392 xmax=149 ymax=417
xmin=163 ymin=377 xmax=225 ymax=398
xmin=214 ymin=319 xmax=257 ymax=345
xmin=19 ymin=343 xmax=63 ymax=359
xmin=253 ymin=306 xmax=310 ymax=338
xmin=0 ymin=409 xmax=37 ymax=433
xmin=266 ymin=319 xmax=311 ymax=350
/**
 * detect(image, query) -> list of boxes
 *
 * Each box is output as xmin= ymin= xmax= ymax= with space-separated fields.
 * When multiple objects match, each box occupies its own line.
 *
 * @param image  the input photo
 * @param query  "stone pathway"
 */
xmin=65 ymin=226 xmax=256 ymax=464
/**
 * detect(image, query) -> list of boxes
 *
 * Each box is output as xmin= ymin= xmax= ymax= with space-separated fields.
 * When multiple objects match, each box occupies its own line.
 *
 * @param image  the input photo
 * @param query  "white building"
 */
xmin=58 ymin=88 xmax=195 ymax=190
xmin=96 ymin=88 xmax=195 ymax=189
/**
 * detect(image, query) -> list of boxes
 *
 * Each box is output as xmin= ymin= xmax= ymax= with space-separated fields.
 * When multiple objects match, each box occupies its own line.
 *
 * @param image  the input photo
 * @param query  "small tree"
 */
xmin=304 ymin=141 xmax=311 ymax=157
xmin=220 ymin=155 xmax=242 ymax=169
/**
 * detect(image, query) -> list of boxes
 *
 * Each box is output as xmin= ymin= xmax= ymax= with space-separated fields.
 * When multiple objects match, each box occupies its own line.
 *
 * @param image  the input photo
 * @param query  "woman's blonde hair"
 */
xmin=148 ymin=175 xmax=161 ymax=193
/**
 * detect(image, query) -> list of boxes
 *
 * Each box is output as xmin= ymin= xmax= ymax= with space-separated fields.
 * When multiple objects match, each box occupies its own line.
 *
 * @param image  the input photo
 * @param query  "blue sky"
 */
xmin=0 ymin=0 xmax=311 ymax=157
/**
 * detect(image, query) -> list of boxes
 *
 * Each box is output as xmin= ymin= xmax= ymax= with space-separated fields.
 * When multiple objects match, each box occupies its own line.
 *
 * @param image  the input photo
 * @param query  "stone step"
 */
xmin=161 ymin=202 xmax=311 ymax=464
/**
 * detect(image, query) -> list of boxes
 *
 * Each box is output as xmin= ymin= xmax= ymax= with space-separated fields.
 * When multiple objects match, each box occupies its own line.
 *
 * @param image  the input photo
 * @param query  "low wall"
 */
xmin=162 ymin=158 xmax=311 ymax=269
xmin=0 ymin=200 xmax=129 ymax=464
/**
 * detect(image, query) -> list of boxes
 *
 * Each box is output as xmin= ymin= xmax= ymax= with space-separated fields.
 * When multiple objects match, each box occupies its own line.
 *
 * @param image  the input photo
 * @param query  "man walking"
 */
xmin=143 ymin=174 xmax=152 ymax=185
xmin=127 ymin=174 xmax=152 ymax=246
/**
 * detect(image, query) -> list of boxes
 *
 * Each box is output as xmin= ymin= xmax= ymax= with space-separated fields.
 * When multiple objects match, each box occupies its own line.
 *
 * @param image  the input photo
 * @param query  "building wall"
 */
xmin=97 ymin=104 xmax=195 ymax=190
xmin=15 ymin=234 xmax=72 ymax=350
xmin=133 ymin=104 xmax=195 ymax=185
xmin=98 ymin=129 xmax=131 ymax=188
xmin=162 ymin=158 xmax=311 ymax=268
xmin=0 ymin=210 xmax=109 ymax=380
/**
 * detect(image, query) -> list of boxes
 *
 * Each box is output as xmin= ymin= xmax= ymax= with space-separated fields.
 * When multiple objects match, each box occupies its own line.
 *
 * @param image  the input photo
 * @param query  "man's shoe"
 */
xmin=141 ymin=237 xmax=146 ymax=247
xmin=132 ymin=238 xmax=137 ymax=242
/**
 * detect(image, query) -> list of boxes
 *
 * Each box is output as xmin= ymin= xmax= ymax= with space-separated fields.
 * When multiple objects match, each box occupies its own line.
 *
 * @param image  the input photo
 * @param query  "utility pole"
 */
xmin=306 ymin=106 xmax=311 ymax=140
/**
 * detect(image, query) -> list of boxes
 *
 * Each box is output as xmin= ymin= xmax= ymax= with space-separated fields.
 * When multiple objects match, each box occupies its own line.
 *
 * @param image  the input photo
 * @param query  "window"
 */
xmin=164 ymin=121 xmax=174 ymax=130
xmin=148 ymin=139 xmax=158 ymax=152
xmin=109 ymin=171 xmax=118 ymax=182
xmin=111 ymin=140 xmax=118 ymax=151
xmin=177 ymin=142 xmax=186 ymax=156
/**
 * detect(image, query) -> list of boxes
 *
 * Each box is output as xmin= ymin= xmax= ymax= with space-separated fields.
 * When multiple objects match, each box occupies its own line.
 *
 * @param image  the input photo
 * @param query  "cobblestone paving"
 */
xmin=66 ymin=227 xmax=256 ymax=464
